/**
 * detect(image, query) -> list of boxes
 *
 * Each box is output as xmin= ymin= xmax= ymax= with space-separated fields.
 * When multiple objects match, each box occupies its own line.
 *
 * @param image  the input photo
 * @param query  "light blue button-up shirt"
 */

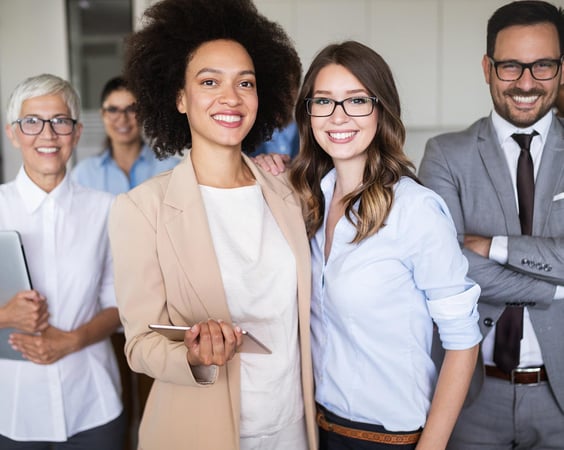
xmin=71 ymin=145 xmax=180 ymax=195
xmin=311 ymin=170 xmax=481 ymax=432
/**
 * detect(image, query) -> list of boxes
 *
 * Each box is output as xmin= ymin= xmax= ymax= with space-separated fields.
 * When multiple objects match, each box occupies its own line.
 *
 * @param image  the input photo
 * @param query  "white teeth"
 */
xmin=37 ymin=147 xmax=58 ymax=154
xmin=329 ymin=131 xmax=356 ymax=140
xmin=513 ymin=95 xmax=538 ymax=104
xmin=213 ymin=114 xmax=241 ymax=123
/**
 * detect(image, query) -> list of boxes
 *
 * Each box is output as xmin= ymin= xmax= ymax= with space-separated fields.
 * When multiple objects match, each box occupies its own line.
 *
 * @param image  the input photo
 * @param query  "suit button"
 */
xmin=521 ymin=258 xmax=529 ymax=265
xmin=545 ymin=265 xmax=553 ymax=272
xmin=483 ymin=318 xmax=494 ymax=327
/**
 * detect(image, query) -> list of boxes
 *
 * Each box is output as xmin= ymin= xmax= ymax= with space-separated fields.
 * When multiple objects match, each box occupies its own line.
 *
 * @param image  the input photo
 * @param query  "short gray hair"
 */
xmin=6 ymin=73 xmax=81 ymax=124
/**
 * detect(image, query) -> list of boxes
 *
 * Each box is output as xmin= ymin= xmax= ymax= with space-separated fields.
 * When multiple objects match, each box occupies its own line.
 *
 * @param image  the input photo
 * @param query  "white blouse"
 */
xmin=200 ymin=183 xmax=303 ymax=438
xmin=0 ymin=168 xmax=122 ymax=441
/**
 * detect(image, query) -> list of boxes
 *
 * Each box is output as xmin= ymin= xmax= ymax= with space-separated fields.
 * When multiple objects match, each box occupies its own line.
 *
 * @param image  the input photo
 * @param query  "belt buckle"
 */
xmin=511 ymin=367 xmax=541 ymax=385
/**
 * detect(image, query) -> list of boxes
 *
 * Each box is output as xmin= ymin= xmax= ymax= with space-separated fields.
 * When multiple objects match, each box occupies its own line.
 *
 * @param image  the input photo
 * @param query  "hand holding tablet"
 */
xmin=149 ymin=323 xmax=271 ymax=355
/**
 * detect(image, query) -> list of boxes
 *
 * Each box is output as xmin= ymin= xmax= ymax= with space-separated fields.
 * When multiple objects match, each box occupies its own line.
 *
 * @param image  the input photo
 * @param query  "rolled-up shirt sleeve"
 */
xmin=406 ymin=191 xmax=482 ymax=350
xmin=427 ymin=284 xmax=481 ymax=349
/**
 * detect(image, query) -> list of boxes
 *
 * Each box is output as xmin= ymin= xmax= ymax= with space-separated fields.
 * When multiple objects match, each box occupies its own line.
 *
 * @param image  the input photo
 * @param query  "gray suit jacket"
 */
xmin=419 ymin=115 xmax=564 ymax=411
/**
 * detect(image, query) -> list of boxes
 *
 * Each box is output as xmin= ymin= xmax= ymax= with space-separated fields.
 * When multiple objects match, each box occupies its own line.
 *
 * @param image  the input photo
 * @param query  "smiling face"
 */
xmin=310 ymin=63 xmax=378 ymax=166
xmin=483 ymin=22 xmax=563 ymax=127
xmin=176 ymin=39 xmax=258 ymax=153
xmin=5 ymin=93 xmax=82 ymax=192
xmin=101 ymin=88 xmax=141 ymax=149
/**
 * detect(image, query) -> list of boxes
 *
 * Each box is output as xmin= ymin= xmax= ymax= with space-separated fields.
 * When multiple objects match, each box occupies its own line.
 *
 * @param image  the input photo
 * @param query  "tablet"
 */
xmin=149 ymin=324 xmax=271 ymax=354
xmin=0 ymin=230 xmax=33 ymax=360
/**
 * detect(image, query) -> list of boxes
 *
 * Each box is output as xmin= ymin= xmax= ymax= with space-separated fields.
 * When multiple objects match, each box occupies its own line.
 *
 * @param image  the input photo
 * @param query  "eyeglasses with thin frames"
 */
xmin=305 ymin=96 xmax=378 ymax=117
xmin=102 ymin=104 xmax=137 ymax=119
xmin=12 ymin=117 xmax=77 ymax=136
xmin=488 ymin=57 xmax=563 ymax=81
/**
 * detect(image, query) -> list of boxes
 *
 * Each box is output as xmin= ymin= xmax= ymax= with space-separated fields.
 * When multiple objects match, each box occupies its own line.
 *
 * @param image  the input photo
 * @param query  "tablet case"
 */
xmin=0 ymin=230 xmax=33 ymax=360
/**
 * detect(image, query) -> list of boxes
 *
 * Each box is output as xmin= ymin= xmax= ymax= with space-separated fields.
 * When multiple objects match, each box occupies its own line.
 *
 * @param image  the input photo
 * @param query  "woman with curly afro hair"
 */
xmin=108 ymin=0 xmax=316 ymax=449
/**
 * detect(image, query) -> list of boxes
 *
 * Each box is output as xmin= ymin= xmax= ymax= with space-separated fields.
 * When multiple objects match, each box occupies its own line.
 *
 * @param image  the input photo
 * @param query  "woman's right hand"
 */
xmin=184 ymin=319 xmax=244 ymax=366
xmin=0 ymin=290 xmax=49 ymax=333
xmin=252 ymin=153 xmax=290 ymax=175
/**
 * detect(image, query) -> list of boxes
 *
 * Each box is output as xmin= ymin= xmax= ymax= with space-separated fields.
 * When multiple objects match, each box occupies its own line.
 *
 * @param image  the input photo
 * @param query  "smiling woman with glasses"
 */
xmin=0 ymin=73 xmax=125 ymax=450
xmin=287 ymin=40 xmax=481 ymax=450
xmin=72 ymin=76 xmax=179 ymax=195
xmin=71 ymin=75 xmax=179 ymax=450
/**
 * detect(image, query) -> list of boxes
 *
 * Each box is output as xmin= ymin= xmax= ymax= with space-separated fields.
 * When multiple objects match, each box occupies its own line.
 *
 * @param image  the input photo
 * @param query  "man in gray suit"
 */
xmin=419 ymin=1 xmax=564 ymax=448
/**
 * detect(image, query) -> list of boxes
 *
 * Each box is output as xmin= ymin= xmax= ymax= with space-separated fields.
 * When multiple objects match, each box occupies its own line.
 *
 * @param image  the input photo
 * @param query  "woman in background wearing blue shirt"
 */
xmin=72 ymin=76 xmax=179 ymax=450
xmin=290 ymin=41 xmax=482 ymax=450
xmin=72 ymin=76 xmax=179 ymax=194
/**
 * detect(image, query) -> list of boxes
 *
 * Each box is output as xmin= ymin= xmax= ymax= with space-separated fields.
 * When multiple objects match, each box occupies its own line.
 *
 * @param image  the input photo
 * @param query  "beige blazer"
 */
xmin=109 ymin=152 xmax=317 ymax=450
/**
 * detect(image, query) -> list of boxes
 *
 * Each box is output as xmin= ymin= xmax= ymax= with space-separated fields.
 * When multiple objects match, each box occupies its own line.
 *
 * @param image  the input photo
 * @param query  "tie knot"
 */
xmin=512 ymin=131 xmax=539 ymax=151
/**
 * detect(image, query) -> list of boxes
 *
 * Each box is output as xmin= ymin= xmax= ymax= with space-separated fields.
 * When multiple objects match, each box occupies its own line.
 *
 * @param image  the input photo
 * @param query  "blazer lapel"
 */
xmin=535 ymin=117 xmax=564 ymax=235
xmin=478 ymin=118 xmax=522 ymax=235
xmin=243 ymin=154 xmax=312 ymax=341
xmin=163 ymin=154 xmax=231 ymax=321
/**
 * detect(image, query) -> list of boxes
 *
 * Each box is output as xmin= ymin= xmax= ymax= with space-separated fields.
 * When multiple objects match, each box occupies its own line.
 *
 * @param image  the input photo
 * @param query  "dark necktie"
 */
xmin=493 ymin=131 xmax=538 ymax=374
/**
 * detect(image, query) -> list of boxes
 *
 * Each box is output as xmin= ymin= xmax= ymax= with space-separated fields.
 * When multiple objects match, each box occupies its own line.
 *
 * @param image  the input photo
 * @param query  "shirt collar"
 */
xmin=320 ymin=168 xmax=337 ymax=196
xmin=99 ymin=149 xmax=112 ymax=166
xmin=101 ymin=144 xmax=149 ymax=167
xmin=15 ymin=167 xmax=73 ymax=214
xmin=491 ymin=109 xmax=553 ymax=149
xmin=138 ymin=144 xmax=151 ymax=161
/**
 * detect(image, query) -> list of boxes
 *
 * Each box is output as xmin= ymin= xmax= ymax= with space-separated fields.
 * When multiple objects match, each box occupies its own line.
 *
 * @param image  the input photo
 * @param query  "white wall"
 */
xmin=0 ymin=0 xmax=68 ymax=182
xmin=2 ymin=0 xmax=564 ymax=181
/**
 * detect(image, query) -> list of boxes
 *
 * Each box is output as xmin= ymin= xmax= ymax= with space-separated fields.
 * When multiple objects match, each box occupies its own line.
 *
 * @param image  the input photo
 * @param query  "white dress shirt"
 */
xmin=0 ymin=168 xmax=122 ymax=441
xmin=311 ymin=171 xmax=481 ymax=431
xmin=484 ymin=109 xmax=556 ymax=367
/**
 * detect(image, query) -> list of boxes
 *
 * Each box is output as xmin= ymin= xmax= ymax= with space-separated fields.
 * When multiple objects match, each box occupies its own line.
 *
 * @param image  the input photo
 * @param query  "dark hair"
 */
xmin=100 ymin=76 xmax=128 ymax=105
xmin=487 ymin=1 xmax=564 ymax=56
xmin=123 ymin=0 xmax=301 ymax=158
xmin=290 ymin=41 xmax=418 ymax=242
xmin=99 ymin=76 xmax=139 ymax=153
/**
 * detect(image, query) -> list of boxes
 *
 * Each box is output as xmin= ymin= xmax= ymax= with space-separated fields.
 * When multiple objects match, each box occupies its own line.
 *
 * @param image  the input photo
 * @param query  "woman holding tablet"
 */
xmin=108 ymin=0 xmax=315 ymax=449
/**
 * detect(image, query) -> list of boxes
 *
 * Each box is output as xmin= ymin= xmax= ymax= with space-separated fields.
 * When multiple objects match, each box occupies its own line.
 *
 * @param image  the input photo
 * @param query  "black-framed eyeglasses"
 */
xmin=305 ymin=96 xmax=378 ymax=117
xmin=12 ymin=117 xmax=77 ymax=136
xmin=488 ymin=57 xmax=563 ymax=81
xmin=102 ymin=104 xmax=137 ymax=118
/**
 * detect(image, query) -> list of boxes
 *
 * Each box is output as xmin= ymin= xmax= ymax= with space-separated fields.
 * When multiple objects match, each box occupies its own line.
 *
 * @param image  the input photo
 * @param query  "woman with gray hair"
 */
xmin=0 ymin=73 xmax=124 ymax=449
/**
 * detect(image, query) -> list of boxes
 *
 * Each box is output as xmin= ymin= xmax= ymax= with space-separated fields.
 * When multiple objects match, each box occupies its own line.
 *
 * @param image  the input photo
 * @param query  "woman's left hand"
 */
xmin=9 ymin=325 xmax=79 ymax=364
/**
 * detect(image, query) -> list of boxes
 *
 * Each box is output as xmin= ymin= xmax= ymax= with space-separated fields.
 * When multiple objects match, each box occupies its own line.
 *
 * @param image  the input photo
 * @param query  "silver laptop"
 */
xmin=0 ymin=230 xmax=33 ymax=360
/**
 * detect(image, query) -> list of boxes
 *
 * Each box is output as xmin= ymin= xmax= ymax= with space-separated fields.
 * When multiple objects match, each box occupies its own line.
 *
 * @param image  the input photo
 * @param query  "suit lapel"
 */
xmin=478 ymin=118 xmax=522 ymax=235
xmin=163 ymin=155 xmax=231 ymax=321
xmin=243 ymin=154 xmax=312 ymax=351
xmin=534 ymin=117 xmax=564 ymax=235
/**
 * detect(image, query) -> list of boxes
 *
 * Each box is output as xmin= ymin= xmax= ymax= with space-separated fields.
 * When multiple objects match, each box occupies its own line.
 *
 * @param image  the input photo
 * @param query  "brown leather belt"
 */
xmin=485 ymin=365 xmax=548 ymax=384
xmin=316 ymin=410 xmax=421 ymax=445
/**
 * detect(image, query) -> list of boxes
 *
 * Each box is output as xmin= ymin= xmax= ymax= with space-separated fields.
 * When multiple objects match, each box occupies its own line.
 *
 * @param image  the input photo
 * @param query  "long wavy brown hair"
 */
xmin=289 ymin=41 xmax=418 ymax=243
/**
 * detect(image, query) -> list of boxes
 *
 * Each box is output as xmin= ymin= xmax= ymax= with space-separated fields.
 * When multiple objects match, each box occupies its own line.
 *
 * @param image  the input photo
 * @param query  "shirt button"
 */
xmin=483 ymin=318 xmax=494 ymax=327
